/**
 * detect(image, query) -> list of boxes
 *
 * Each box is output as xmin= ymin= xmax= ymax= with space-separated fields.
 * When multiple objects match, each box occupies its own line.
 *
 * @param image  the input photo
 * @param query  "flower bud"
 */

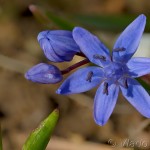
xmin=37 ymin=30 xmax=80 ymax=62
xmin=25 ymin=63 xmax=63 ymax=84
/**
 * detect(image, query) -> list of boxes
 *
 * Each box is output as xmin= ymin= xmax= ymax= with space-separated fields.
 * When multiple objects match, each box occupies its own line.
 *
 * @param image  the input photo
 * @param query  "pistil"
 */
xmin=124 ymin=78 xmax=128 ymax=88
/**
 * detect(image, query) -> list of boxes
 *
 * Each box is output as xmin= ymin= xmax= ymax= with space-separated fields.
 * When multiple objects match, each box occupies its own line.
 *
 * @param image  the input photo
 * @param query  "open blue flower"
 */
xmin=56 ymin=14 xmax=150 ymax=126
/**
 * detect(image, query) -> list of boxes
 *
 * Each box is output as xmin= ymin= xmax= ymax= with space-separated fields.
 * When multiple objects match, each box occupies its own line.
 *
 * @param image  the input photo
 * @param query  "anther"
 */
xmin=86 ymin=71 xmax=93 ymax=82
xmin=113 ymin=47 xmax=126 ymax=52
xmin=124 ymin=78 xmax=128 ymax=89
xmin=103 ymin=82 xmax=109 ymax=95
xmin=93 ymin=54 xmax=106 ymax=61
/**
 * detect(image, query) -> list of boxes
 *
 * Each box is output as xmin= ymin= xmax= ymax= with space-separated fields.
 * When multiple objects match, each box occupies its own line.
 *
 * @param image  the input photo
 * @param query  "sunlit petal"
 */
xmin=73 ymin=27 xmax=111 ymax=67
xmin=113 ymin=14 xmax=146 ymax=62
xmin=121 ymin=78 xmax=150 ymax=118
xmin=56 ymin=66 xmax=104 ymax=94
xmin=94 ymin=83 xmax=119 ymax=126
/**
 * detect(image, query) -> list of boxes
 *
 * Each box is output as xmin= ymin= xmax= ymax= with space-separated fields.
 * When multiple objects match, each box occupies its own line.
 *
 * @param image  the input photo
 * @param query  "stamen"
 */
xmin=93 ymin=54 xmax=106 ymax=61
xmin=103 ymin=82 xmax=109 ymax=95
xmin=124 ymin=78 xmax=128 ymax=89
xmin=86 ymin=71 xmax=93 ymax=82
xmin=113 ymin=47 xmax=126 ymax=52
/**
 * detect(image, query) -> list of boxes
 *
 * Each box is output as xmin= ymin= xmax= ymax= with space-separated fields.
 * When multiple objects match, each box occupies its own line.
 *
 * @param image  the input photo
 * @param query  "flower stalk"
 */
xmin=61 ymin=58 xmax=90 ymax=75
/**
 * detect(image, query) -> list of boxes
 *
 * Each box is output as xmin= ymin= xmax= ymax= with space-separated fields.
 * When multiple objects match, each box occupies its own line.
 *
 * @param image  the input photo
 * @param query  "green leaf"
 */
xmin=0 ymin=125 xmax=2 ymax=150
xmin=22 ymin=109 xmax=59 ymax=150
xmin=71 ymin=14 xmax=150 ymax=32
xmin=29 ymin=5 xmax=75 ymax=30
xmin=46 ymin=11 xmax=75 ymax=30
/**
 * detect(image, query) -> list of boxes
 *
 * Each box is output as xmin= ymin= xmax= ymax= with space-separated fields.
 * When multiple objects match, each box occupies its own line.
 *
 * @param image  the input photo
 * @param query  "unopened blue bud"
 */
xmin=37 ymin=30 xmax=80 ymax=62
xmin=25 ymin=63 xmax=63 ymax=84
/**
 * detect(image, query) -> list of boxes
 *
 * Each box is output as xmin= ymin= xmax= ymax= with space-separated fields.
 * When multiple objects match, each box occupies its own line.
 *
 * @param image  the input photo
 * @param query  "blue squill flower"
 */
xmin=56 ymin=14 xmax=150 ymax=126
xmin=38 ymin=30 xmax=80 ymax=62
xmin=25 ymin=63 xmax=63 ymax=84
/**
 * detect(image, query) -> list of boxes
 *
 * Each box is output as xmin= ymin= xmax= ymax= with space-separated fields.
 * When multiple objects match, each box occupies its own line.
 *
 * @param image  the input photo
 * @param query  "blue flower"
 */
xmin=56 ymin=14 xmax=150 ymax=126
xmin=38 ymin=30 xmax=80 ymax=62
xmin=25 ymin=63 xmax=63 ymax=84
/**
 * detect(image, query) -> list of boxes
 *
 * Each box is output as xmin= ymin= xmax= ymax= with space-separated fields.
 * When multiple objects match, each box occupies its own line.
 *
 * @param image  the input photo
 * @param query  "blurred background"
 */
xmin=0 ymin=0 xmax=150 ymax=149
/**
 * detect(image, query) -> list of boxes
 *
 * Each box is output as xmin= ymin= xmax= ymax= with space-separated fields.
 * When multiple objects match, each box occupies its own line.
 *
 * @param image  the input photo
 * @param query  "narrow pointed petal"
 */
xmin=56 ymin=67 xmax=104 ymax=94
xmin=25 ymin=63 xmax=63 ymax=84
xmin=73 ymin=27 xmax=111 ymax=67
xmin=120 ymin=78 xmax=150 ymax=118
xmin=127 ymin=57 xmax=150 ymax=78
xmin=38 ymin=30 xmax=80 ymax=62
xmin=113 ymin=14 xmax=146 ymax=62
xmin=94 ymin=83 xmax=119 ymax=126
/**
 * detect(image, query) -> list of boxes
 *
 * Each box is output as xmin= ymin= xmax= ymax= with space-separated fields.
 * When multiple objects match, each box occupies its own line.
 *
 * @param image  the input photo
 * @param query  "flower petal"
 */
xmin=113 ymin=14 xmax=146 ymax=62
xmin=120 ymin=78 xmax=150 ymax=118
xmin=56 ymin=66 xmax=104 ymax=94
xmin=73 ymin=27 xmax=111 ymax=67
xmin=25 ymin=63 xmax=63 ymax=84
xmin=38 ymin=38 xmax=64 ymax=62
xmin=94 ymin=83 xmax=119 ymax=126
xmin=127 ymin=57 xmax=150 ymax=78
xmin=38 ymin=30 xmax=80 ymax=62
xmin=46 ymin=30 xmax=80 ymax=53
